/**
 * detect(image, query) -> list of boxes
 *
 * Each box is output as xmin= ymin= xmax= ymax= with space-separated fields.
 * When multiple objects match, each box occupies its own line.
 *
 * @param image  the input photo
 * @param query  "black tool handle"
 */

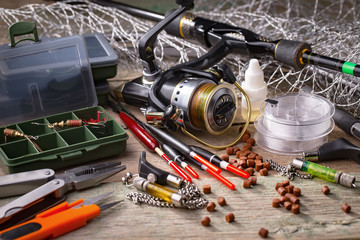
xmin=318 ymin=138 xmax=360 ymax=164
xmin=138 ymin=151 xmax=170 ymax=185
xmin=333 ymin=108 xmax=360 ymax=141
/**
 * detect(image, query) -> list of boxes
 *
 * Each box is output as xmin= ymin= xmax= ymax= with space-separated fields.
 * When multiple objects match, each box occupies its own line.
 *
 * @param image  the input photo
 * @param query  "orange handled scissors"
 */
xmin=0 ymin=192 xmax=119 ymax=240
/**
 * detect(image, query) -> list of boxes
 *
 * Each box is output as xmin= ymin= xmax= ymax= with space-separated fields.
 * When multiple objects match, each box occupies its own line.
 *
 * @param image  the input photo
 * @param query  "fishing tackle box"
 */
xmin=0 ymin=22 xmax=119 ymax=125
xmin=0 ymin=106 xmax=128 ymax=174
xmin=0 ymin=22 xmax=127 ymax=173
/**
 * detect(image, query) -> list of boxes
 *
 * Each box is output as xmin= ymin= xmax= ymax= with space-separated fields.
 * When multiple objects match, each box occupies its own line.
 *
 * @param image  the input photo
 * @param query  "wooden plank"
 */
xmin=23 ymin=174 xmax=357 ymax=240
xmin=1 ymin=102 xmax=360 ymax=239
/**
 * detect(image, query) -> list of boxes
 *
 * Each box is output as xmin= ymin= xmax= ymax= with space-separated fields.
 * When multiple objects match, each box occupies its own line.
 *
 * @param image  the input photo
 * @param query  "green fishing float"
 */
xmin=292 ymin=158 xmax=357 ymax=188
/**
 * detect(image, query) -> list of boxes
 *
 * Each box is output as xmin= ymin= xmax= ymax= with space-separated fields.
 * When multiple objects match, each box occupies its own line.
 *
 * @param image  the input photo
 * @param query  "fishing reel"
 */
xmin=120 ymin=64 xmax=240 ymax=135
xmin=116 ymin=0 xmax=251 ymax=148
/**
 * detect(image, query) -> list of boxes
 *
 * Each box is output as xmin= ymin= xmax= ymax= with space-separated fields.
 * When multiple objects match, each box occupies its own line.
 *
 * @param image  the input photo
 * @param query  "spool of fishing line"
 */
xmin=254 ymin=92 xmax=334 ymax=155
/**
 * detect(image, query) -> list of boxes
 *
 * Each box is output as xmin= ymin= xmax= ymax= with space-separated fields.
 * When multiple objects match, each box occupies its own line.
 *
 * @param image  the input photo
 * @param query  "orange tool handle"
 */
xmin=0 ymin=201 xmax=100 ymax=240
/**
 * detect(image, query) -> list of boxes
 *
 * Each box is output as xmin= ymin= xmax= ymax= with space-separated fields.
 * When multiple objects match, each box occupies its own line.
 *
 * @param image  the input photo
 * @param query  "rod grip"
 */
xmin=164 ymin=10 xmax=189 ymax=38
xmin=274 ymin=39 xmax=311 ymax=70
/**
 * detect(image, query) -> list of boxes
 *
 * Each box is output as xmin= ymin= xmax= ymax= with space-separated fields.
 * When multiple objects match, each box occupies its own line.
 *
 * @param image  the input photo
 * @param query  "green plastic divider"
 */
xmin=0 ymin=106 xmax=128 ymax=173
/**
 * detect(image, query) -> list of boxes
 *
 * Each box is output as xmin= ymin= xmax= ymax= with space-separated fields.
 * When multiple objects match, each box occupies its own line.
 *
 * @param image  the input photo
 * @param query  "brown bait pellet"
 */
xmin=293 ymin=187 xmax=301 ymax=197
xmin=244 ymin=150 xmax=252 ymax=156
xmin=233 ymin=146 xmax=240 ymax=153
xmin=321 ymin=186 xmax=330 ymax=195
xmin=245 ymin=167 xmax=254 ymax=176
xmin=282 ymin=179 xmax=290 ymax=187
xmin=248 ymin=152 xmax=258 ymax=159
xmin=206 ymin=202 xmax=216 ymax=212
xmin=275 ymin=182 xmax=282 ymax=190
xmin=229 ymin=158 xmax=237 ymax=164
xmin=241 ymin=133 xmax=251 ymax=143
xmin=258 ymin=228 xmax=269 ymax=238
xmin=239 ymin=156 xmax=248 ymax=161
xmin=236 ymin=151 xmax=245 ymax=158
xmin=217 ymin=196 xmax=227 ymax=206
xmin=220 ymin=154 xmax=229 ymax=162
xmin=262 ymin=162 xmax=270 ymax=170
xmin=232 ymin=162 xmax=240 ymax=168
xmin=272 ymin=198 xmax=280 ymax=208
xmin=250 ymin=177 xmax=257 ymax=185
xmin=285 ymin=185 xmax=294 ymax=194
xmin=285 ymin=193 xmax=300 ymax=204
xmin=201 ymin=216 xmax=211 ymax=226
xmin=255 ymin=163 xmax=263 ymax=171
xmin=243 ymin=179 xmax=252 ymax=188
xmin=259 ymin=168 xmax=268 ymax=176
xmin=283 ymin=201 xmax=292 ymax=210
xmin=291 ymin=204 xmax=300 ymax=214
xmin=255 ymin=155 xmax=263 ymax=160
xmin=246 ymin=138 xmax=256 ymax=146
xmin=226 ymin=147 xmax=234 ymax=155
xmin=225 ymin=213 xmax=235 ymax=223
xmin=279 ymin=196 xmax=289 ymax=205
xmin=342 ymin=203 xmax=351 ymax=213
xmin=203 ymin=185 xmax=211 ymax=194
xmin=277 ymin=187 xmax=288 ymax=196
xmin=247 ymin=159 xmax=255 ymax=168
xmin=290 ymin=195 xmax=300 ymax=204
xmin=241 ymin=144 xmax=252 ymax=152
xmin=255 ymin=159 xmax=263 ymax=165
xmin=239 ymin=159 xmax=248 ymax=168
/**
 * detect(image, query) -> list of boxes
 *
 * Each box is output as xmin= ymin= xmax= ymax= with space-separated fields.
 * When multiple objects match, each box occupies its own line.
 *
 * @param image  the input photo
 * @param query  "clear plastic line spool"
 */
xmin=254 ymin=92 xmax=335 ymax=155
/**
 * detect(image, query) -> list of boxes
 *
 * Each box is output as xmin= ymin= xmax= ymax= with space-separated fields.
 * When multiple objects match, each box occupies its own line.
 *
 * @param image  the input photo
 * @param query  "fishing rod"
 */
xmin=92 ymin=0 xmax=360 ymax=77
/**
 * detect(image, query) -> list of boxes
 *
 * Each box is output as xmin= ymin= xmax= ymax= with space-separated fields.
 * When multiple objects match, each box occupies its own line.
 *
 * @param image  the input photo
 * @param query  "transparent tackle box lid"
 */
xmin=0 ymin=21 xmax=98 ymax=126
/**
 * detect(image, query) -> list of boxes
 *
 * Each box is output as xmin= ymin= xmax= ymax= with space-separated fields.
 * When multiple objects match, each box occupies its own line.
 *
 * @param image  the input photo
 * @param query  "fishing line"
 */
xmin=254 ymin=92 xmax=334 ymax=155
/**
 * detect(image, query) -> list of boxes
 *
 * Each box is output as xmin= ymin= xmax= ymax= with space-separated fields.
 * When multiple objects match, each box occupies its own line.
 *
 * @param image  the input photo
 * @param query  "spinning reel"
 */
xmin=117 ymin=0 xmax=251 ymax=149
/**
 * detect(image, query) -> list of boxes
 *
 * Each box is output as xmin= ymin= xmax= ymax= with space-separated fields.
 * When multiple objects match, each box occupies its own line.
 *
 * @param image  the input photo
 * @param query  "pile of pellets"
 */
xmin=220 ymin=128 xmax=270 ymax=179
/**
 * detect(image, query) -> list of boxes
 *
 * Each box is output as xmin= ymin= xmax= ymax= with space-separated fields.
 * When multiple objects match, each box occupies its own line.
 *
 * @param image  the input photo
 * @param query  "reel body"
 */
xmin=120 ymin=66 xmax=238 ymax=135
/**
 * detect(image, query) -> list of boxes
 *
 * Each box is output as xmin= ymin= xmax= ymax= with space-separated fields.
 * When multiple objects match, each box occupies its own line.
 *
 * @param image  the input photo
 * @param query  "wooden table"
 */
xmin=1 ymin=96 xmax=359 ymax=240
xmin=1 ymin=1 xmax=360 ymax=239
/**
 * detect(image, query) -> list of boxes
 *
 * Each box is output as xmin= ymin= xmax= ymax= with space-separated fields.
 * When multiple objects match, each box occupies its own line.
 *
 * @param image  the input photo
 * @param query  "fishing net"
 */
xmin=0 ymin=0 xmax=359 ymax=116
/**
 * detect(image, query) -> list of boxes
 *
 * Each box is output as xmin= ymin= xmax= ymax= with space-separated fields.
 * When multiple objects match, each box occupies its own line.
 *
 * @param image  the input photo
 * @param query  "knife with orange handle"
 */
xmin=0 ymin=192 xmax=119 ymax=240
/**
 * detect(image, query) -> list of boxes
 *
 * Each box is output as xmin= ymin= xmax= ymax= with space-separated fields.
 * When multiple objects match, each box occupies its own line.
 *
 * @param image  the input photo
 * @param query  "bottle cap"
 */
xmin=244 ymin=59 xmax=266 ymax=88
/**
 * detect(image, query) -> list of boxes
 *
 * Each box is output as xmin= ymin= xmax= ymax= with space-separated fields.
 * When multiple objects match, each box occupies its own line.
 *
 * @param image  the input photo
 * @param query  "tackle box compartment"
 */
xmin=0 ymin=106 xmax=128 ymax=173
xmin=83 ymin=33 xmax=119 ymax=82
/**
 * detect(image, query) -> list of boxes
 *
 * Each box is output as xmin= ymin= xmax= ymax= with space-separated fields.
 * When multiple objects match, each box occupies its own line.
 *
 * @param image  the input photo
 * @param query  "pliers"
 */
xmin=0 ymin=161 xmax=126 ymax=230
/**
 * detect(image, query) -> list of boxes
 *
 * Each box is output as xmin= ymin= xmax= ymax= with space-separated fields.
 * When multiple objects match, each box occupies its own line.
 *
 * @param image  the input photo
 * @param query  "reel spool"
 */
xmin=254 ymin=92 xmax=335 ymax=155
xmin=144 ymin=67 xmax=238 ymax=135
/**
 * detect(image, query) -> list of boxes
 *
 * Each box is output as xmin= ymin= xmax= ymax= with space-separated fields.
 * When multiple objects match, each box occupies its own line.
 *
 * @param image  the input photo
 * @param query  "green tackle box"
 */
xmin=83 ymin=33 xmax=119 ymax=82
xmin=0 ymin=106 xmax=128 ymax=174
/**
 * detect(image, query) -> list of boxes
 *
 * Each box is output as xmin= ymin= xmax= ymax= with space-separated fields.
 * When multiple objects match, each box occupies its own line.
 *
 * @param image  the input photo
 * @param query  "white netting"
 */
xmin=0 ymin=0 xmax=359 ymax=116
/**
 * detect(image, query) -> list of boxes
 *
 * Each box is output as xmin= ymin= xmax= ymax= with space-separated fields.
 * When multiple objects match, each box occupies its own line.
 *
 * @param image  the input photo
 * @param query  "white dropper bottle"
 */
xmin=241 ymin=59 xmax=268 ymax=122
